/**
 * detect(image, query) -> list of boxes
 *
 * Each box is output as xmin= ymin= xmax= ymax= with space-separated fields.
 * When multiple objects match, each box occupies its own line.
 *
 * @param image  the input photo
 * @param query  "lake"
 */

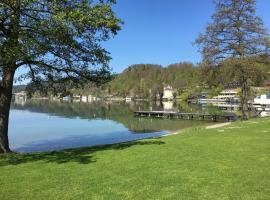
xmin=9 ymin=99 xmax=216 ymax=153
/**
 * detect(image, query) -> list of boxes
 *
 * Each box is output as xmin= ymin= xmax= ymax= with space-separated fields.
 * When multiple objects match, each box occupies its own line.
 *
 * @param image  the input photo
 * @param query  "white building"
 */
xmin=14 ymin=91 xmax=27 ymax=98
xmin=254 ymin=94 xmax=270 ymax=105
xmin=163 ymin=101 xmax=173 ymax=111
xmin=63 ymin=95 xmax=72 ymax=101
xmin=88 ymin=95 xmax=98 ymax=102
xmin=213 ymin=88 xmax=239 ymax=101
xmin=13 ymin=91 xmax=27 ymax=102
xmin=14 ymin=92 xmax=27 ymax=105
xmin=81 ymin=96 xmax=88 ymax=102
xmin=125 ymin=96 xmax=132 ymax=102
xmin=163 ymin=85 xmax=173 ymax=100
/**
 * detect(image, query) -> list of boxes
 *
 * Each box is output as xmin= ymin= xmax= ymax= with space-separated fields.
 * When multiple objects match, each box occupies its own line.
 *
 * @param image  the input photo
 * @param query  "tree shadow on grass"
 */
xmin=0 ymin=139 xmax=165 ymax=166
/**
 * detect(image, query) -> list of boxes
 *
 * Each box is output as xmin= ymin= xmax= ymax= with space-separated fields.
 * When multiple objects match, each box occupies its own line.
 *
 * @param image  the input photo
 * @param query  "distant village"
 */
xmin=13 ymin=84 xmax=270 ymax=115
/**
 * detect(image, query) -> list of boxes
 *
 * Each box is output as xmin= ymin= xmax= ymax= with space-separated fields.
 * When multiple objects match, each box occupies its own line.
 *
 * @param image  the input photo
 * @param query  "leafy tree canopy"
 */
xmin=195 ymin=0 xmax=270 ymax=63
xmin=0 ymin=0 xmax=122 ymax=85
xmin=195 ymin=0 xmax=270 ymax=119
xmin=108 ymin=63 xmax=197 ymax=99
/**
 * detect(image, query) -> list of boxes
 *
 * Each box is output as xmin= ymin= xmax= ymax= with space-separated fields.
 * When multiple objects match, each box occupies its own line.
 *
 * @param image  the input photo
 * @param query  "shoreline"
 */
xmin=162 ymin=122 xmax=232 ymax=137
xmin=11 ymin=122 xmax=233 ymax=154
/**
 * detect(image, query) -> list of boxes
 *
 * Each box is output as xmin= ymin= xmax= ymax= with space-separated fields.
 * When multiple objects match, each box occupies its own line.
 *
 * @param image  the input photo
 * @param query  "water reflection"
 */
xmin=10 ymin=99 xmax=214 ymax=153
xmin=11 ymin=100 xmax=215 ymax=131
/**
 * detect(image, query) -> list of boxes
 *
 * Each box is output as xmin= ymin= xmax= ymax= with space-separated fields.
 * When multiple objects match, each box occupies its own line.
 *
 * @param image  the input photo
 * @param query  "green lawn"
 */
xmin=1 ymin=118 xmax=270 ymax=200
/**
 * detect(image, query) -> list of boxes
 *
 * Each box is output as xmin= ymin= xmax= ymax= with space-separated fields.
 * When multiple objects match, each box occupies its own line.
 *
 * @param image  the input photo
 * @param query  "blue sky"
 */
xmin=15 ymin=0 xmax=270 ymax=84
xmin=104 ymin=0 xmax=270 ymax=73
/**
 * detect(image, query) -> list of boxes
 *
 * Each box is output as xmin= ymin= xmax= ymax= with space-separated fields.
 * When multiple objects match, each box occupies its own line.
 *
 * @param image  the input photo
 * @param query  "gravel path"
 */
xmin=205 ymin=122 xmax=232 ymax=129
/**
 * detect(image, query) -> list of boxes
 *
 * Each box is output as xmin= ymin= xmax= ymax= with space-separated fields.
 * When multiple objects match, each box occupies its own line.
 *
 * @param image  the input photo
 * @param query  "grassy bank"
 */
xmin=1 ymin=118 xmax=270 ymax=200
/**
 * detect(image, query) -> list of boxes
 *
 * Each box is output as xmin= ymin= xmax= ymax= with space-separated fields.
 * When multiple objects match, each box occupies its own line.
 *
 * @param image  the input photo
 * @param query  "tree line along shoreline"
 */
xmin=21 ymin=58 xmax=270 ymax=102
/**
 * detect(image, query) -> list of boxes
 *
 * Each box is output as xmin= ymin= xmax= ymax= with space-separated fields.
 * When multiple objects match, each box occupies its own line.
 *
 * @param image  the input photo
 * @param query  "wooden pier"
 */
xmin=134 ymin=111 xmax=238 ymax=122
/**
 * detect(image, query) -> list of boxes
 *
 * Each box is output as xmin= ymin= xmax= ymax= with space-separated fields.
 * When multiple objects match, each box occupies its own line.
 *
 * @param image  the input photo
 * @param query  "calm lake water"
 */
xmin=9 ymin=99 xmax=215 ymax=153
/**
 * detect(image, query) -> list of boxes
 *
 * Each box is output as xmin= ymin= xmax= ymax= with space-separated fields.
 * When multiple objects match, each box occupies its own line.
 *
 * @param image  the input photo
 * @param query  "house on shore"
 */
xmin=63 ymin=95 xmax=72 ymax=102
xmin=81 ymin=96 xmax=88 ymax=102
xmin=125 ymin=96 xmax=132 ymax=102
xmin=198 ymin=88 xmax=239 ymax=103
xmin=163 ymin=101 xmax=173 ymax=111
xmin=163 ymin=85 xmax=173 ymax=100
xmin=61 ymin=94 xmax=99 ymax=103
xmin=13 ymin=91 xmax=27 ymax=101
xmin=13 ymin=91 xmax=27 ymax=105
xmin=214 ymin=88 xmax=239 ymax=102
xmin=254 ymin=93 xmax=270 ymax=105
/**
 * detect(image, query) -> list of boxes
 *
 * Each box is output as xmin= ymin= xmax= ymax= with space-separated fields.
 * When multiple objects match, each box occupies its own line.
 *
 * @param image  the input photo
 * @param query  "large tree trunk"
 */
xmin=0 ymin=70 xmax=15 ymax=154
xmin=241 ymin=80 xmax=249 ymax=120
xmin=0 ymin=1 xmax=20 ymax=154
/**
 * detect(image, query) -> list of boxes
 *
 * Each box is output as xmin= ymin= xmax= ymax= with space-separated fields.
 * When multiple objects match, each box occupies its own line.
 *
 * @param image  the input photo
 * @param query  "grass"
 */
xmin=0 ymin=118 xmax=270 ymax=200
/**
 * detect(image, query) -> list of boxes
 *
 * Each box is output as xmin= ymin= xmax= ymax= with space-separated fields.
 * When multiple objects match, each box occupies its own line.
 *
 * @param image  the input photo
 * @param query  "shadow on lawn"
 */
xmin=0 ymin=139 xmax=165 ymax=166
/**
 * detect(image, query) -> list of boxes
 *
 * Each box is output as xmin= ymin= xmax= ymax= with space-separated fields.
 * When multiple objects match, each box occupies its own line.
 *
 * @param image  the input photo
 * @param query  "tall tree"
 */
xmin=0 ymin=0 xmax=121 ymax=153
xmin=195 ymin=0 xmax=270 ymax=119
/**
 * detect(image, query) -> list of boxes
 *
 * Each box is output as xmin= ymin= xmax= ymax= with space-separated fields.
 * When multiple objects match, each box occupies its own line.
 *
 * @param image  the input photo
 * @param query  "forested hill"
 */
xmin=22 ymin=57 xmax=270 ymax=99
xmin=107 ymin=57 xmax=270 ymax=99
xmin=108 ymin=63 xmax=197 ymax=99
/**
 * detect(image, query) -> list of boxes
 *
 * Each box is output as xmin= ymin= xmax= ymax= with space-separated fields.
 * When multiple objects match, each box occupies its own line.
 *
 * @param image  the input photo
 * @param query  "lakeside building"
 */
xmin=254 ymin=93 xmax=270 ymax=105
xmin=61 ymin=94 xmax=100 ymax=102
xmin=211 ymin=102 xmax=240 ymax=111
xmin=163 ymin=85 xmax=173 ymax=100
xmin=13 ymin=91 xmax=27 ymax=98
xmin=63 ymin=95 xmax=72 ymax=102
xmin=163 ymin=101 xmax=173 ymax=111
xmin=199 ymin=88 xmax=239 ymax=103
xmin=213 ymin=88 xmax=239 ymax=102
xmin=81 ymin=96 xmax=88 ymax=102
xmin=13 ymin=91 xmax=27 ymax=101
xmin=13 ymin=91 xmax=27 ymax=106
xmin=125 ymin=96 xmax=132 ymax=102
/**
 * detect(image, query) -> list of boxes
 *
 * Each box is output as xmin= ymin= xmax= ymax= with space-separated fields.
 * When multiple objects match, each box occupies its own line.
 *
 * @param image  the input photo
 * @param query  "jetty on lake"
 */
xmin=134 ymin=111 xmax=238 ymax=122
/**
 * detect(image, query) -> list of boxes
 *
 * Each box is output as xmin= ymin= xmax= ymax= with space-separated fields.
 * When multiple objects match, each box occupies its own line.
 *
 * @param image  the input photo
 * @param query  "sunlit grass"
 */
xmin=1 ymin=118 xmax=270 ymax=200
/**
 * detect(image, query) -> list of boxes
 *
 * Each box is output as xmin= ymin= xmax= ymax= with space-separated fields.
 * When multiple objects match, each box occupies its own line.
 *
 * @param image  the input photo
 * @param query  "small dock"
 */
xmin=134 ymin=111 xmax=238 ymax=122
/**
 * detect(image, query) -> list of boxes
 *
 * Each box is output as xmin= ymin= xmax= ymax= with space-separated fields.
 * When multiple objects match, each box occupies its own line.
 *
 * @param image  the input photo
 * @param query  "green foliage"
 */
xmin=179 ymin=91 xmax=192 ymax=101
xmin=195 ymin=0 xmax=270 ymax=63
xmin=254 ymin=86 xmax=270 ymax=96
xmin=195 ymin=56 xmax=270 ymax=89
xmin=219 ymin=57 xmax=270 ymax=87
xmin=208 ymin=84 xmax=224 ymax=99
xmin=163 ymin=62 xmax=197 ymax=90
xmin=108 ymin=64 xmax=163 ymax=98
xmin=108 ymin=63 xmax=197 ymax=99
xmin=195 ymin=64 xmax=221 ymax=87
xmin=0 ymin=0 xmax=122 ymax=85
xmin=179 ymin=86 xmax=201 ymax=101
xmin=195 ymin=0 xmax=270 ymax=119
